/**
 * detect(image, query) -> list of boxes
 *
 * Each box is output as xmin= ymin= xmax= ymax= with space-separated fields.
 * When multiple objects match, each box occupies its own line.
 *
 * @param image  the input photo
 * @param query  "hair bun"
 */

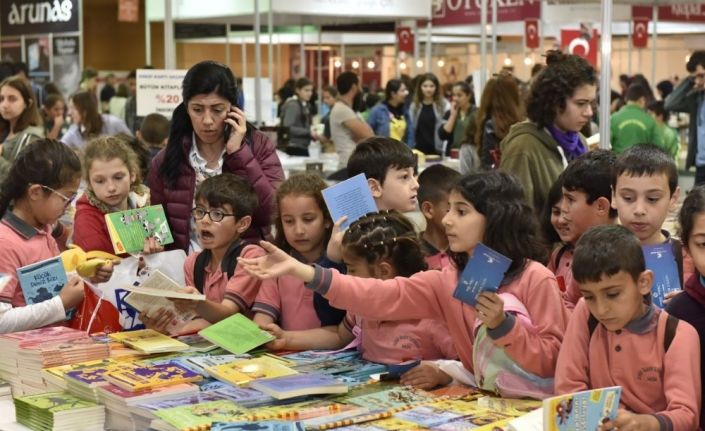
xmin=544 ymin=50 xmax=567 ymax=66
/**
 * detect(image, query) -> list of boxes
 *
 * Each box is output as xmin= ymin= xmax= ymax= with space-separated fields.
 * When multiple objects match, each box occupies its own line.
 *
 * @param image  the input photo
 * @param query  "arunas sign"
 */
xmin=1 ymin=0 xmax=79 ymax=36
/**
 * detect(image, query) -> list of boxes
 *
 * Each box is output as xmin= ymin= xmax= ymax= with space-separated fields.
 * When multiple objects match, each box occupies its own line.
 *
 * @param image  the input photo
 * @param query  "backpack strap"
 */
xmin=193 ymin=240 xmax=245 ymax=293
xmin=553 ymin=244 xmax=571 ymax=271
xmin=670 ymin=238 xmax=684 ymax=287
xmin=587 ymin=313 xmax=599 ymax=337
xmin=664 ymin=314 xmax=679 ymax=352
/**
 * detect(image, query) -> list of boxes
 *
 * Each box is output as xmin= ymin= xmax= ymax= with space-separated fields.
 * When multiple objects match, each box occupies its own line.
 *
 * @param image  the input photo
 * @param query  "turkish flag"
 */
xmin=632 ymin=18 xmax=649 ymax=48
xmin=561 ymin=29 xmax=599 ymax=68
xmin=397 ymin=27 xmax=414 ymax=54
xmin=525 ymin=20 xmax=540 ymax=49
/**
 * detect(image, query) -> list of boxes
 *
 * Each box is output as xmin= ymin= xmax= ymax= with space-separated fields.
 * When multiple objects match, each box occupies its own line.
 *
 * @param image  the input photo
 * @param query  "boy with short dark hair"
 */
xmin=138 ymin=113 xmax=170 ymax=161
xmin=549 ymin=150 xmax=618 ymax=309
xmin=346 ymin=136 xmax=419 ymax=212
xmin=417 ymin=164 xmax=460 ymax=270
xmin=556 ymin=224 xmax=700 ymax=431
xmin=147 ymin=173 xmax=266 ymax=334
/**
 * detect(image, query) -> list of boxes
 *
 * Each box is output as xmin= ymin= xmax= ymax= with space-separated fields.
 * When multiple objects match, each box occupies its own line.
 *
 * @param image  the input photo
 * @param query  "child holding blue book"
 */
xmin=242 ymin=171 xmax=569 ymax=390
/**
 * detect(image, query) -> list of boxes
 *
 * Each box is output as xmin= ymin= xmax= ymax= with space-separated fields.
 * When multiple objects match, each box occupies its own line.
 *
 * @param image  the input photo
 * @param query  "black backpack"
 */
xmin=587 ymin=312 xmax=679 ymax=352
xmin=193 ymin=241 xmax=245 ymax=293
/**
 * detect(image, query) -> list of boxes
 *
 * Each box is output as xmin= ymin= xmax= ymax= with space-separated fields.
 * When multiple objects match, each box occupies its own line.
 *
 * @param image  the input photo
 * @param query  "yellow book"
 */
xmin=206 ymin=356 xmax=298 ymax=386
xmin=108 ymin=329 xmax=189 ymax=354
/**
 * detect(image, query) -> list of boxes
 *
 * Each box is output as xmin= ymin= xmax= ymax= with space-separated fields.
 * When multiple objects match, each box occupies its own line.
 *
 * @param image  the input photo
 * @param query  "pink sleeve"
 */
xmin=252 ymin=278 xmax=281 ymax=319
xmin=183 ymin=252 xmax=197 ymax=287
xmin=493 ymin=269 xmax=569 ymax=377
xmin=224 ymin=245 xmax=266 ymax=311
xmin=324 ymin=269 xmax=446 ymax=321
xmin=658 ymin=319 xmax=701 ymax=431
xmin=554 ymin=300 xmax=592 ymax=394
xmin=0 ymin=247 xmax=20 ymax=304
xmin=562 ymin=278 xmax=581 ymax=311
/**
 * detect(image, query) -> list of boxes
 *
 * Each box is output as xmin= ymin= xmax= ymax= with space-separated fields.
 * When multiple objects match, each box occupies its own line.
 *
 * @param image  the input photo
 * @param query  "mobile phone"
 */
xmin=224 ymin=123 xmax=232 ymax=141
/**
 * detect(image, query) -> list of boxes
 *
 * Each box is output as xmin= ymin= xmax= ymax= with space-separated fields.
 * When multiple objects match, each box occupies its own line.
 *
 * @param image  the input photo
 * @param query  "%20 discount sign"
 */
xmin=136 ymin=69 xmax=187 ymax=118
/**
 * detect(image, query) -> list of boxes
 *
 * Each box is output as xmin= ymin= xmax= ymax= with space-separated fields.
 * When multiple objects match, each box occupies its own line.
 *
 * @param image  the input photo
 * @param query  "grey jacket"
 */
xmin=409 ymin=99 xmax=450 ymax=153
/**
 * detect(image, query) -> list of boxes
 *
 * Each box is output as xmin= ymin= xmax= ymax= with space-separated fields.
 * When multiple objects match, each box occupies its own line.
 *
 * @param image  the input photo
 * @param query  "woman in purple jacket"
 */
xmin=148 ymin=61 xmax=284 ymax=252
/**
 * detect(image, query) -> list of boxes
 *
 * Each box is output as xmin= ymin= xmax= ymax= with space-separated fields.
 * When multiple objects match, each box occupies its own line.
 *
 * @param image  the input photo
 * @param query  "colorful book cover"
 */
xmin=105 ymin=204 xmax=173 ymax=254
xmin=136 ymin=391 xmax=231 ymax=412
xmin=643 ymin=243 xmax=681 ymax=308
xmin=280 ymin=349 xmax=359 ymax=365
xmin=185 ymin=354 xmax=253 ymax=375
xmin=384 ymin=359 xmax=420 ymax=380
xmin=393 ymin=405 xmax=466 ymax=427
xmin=543 ymin=386 xmax=621 ymax=431
xmin=292 ymin=358 xmax=360 ymax=375
xmin=342 ymin=386 xmax=435 ymax=410
xmin=210 ymin=385 xmax=274 ymax=407
xmin=154 ymin=399 xmax=250 ymax=430
xmin=321 ymin=173 xmax=378 ymax=229
xmin=176 ymin=334 xmax=219 ymax=352
xmin=14 ymin=391 xmax=101 ymax=413
xmin=207 ymin=356 xmax=298 ymax=386
xmin=108 ymin=329 xmax=190 ymax=353
xmin=123 ymin=269 xmax=205 ymax=300
xmin=103 ymin=362 xmax=203 ymax=391
xmin=16 ymin=255 xmax=73 ymax=319
xmin=211 ymin=421 xmax=305 ymax=431
xmin=198 ymin=313 xmax=275 ymax=354
xmin=65 ymin=362 xmax=131 ymax=386
xmin=453 ymin=242 xmax=511 ymax=306
xmin=250 ymin=373 xmax=348 ymax=399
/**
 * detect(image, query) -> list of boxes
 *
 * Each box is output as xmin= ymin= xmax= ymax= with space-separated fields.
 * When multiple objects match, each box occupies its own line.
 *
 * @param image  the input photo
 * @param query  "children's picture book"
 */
xmin=342 ymin=386 xmax=435 ymax=411
xmin=13 ymin=391 xmax=105 ymax=430
xmin=103 ymin=362 xmax=203 ymax=392
xmin=108 ymin=329 xmax=190 ymax=354
xmin=321 ymin=173 xmax=378 ymax=229
xmin=175 ymin=334 xmax=219 ymax=353
xmin=250 ymin=373 xmax=349 ymax=399
xmin=16 ymin=256 xmax=73 ymax=319
xmin=453 ymin=242 xmax=512 ymax=306
xmin=199 ymin=313 xmax=275 ymax=354
xmin=211 ymin=421 xmax=305 ymax=431
xmin=206 ymin=356 xmax=298 ymax=386
xmin=154 ymin=399 xmax=250 ymax=430
xmin=542 ymin=386 xmax=621 ymax=431
xmin=105 ymin=204 xmax=173 ymax=254
xmin=642 ymin=243 xmax=681 ymax=308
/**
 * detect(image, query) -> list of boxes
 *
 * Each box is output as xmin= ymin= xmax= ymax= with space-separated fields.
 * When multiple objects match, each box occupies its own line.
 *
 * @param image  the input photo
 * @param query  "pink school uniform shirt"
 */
xmin=183 ymin=244 xmax=266 ymax=314
xmin=343 ymin=313 xmax=458 ymax=364
xmin=305 ymin=261 xmax=569 ymax=377
xmin=547 ymin=245 xmax=580 ymax=311
xmin=555 ymin=299 xmax=701 ymax=431
xmin=252 ymin=274 xmax=322 ymax=331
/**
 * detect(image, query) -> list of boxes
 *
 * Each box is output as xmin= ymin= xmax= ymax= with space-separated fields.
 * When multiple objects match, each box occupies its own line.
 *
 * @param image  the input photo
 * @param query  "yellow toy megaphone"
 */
xmin=61 ymin=245 xmax=121 ymax=278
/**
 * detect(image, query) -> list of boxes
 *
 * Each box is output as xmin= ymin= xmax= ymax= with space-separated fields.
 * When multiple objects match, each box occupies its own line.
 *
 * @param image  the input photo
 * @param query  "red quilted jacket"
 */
xmin=148 ymin=130 xmax=284 ymax=252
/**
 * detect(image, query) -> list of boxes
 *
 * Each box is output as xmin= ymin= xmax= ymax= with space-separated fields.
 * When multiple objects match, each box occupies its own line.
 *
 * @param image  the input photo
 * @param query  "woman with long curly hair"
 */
xmin=499 ymin=50 xmax=596 ymax=212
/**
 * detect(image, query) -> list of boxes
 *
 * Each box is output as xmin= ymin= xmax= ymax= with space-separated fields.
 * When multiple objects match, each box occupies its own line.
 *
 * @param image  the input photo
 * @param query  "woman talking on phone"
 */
xmin=148 ymin=61 xmax=284 ymax=252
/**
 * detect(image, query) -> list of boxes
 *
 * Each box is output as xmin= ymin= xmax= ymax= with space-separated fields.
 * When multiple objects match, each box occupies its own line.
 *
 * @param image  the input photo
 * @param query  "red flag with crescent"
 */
xmin=632 ymin=18 xmax=649 ymax=48
xmin=396 ymin=27 xmax=414 ymax=54
xmin=525 ymin=20 xmax=539 ymax=49
xmin=561 ymin=29 xmax=599 ymax=67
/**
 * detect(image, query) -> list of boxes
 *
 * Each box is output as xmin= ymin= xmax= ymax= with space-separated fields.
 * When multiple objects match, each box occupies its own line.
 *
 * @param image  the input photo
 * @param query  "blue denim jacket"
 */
xmin=366 ymin=102 xmax=414 ymax=147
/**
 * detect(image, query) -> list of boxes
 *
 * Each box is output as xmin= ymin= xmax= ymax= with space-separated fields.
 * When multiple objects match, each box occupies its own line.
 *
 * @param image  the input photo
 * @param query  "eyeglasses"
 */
xmin=191 ymin=207 xmax=235 ymax=222
xmin=40 ymin=185 xmax=77 ymax=208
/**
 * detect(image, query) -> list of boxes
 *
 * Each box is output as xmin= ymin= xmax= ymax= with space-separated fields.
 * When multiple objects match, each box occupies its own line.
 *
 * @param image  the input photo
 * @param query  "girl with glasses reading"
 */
xmin=143 ymin=173 xmax=267 ymax=334
xmin=0 ymin=139 xmax=114 ymax=333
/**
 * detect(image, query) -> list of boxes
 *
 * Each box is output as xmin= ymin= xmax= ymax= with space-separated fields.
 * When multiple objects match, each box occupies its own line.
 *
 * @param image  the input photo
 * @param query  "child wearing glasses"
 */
xmin=144 ymin=173 xmax=266 ymax=334
xmin=73 ymin=136 xmax=157 ymax=255
xmin=0 ymin=139 xmax=114 ymax=333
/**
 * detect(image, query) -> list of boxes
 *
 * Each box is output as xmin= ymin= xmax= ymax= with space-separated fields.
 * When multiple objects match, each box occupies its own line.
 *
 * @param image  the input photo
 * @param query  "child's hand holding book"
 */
xmin=59 ymin=274 xmax=85 ymax=310
xmin=170 ymin=287 xmax=202 ymax=313
xmin=259 ymin=322 xmax=288 ymax=351
xmin=140 ymin=307 xmax=177 ymax=334
xmin=399 ymin=361 xmax=452 ymax=390
xmin=475 ymin=292 xmax=506 ymax=329
xmin=598 ymin=408 xmax=661 ymax=431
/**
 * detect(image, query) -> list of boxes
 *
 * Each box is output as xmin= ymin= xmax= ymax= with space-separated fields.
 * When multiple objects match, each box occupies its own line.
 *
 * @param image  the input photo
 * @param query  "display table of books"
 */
xmin=0 ymin=325 xmax=557 ymax=431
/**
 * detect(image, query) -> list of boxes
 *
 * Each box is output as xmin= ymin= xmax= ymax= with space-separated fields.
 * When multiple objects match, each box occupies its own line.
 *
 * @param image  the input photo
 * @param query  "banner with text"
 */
xmin=136 ymin=69 xmax=187 ymax=118
xmin=428 ymin=0 xmax=540 ymax=26
xmin=1 ymin=0 xmax=80 ymax=36
xmin=633 ymin=5 xmax=705 ymax=22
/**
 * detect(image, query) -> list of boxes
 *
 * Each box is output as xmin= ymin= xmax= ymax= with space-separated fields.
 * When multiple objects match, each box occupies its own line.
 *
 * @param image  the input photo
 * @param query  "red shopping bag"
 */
xmin=68 ymin=285 xmax=122 ymax=334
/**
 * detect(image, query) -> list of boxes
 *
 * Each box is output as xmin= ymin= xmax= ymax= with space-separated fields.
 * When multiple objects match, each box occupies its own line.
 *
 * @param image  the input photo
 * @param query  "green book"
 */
xmin=198 ymin=313 xmax=275 ymax=354
xmin=154 ymin=399 xmax=249 ymax=429
xmin=105 ymin=204 xmax=174 ymax=254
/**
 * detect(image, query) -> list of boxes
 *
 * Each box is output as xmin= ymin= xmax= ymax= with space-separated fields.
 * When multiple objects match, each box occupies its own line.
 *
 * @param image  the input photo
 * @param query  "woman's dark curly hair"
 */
xmin=526 ymin=50 xmax=597 ymax=128
xmin=449 ymin=171 xmax=549 ymax=277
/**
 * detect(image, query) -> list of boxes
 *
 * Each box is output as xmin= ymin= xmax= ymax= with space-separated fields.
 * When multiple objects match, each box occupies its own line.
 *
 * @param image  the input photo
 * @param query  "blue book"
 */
xmin=452 ymin=243 xmax=511 ymax=306
xmin=643 ymin=243 xmax=681 ymax=308
xmin=16 ymin=256 xmax=73 ymax=319
xmin=384 ymin=359 xmax=421 ymax=380
xmin=211 ymin=422 xmax=305 ymax=431
xmin=249 ymin=373 xmax=348 ymax=399
xmin=321 ymin=173 xmax=378 ymax=229
xmin=543 ymin=386 xmax=621 ymax=430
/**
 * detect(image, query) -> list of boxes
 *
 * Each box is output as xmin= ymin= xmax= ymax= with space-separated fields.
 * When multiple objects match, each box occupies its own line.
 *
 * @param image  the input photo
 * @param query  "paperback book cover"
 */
xmin=453 ymin=242 xmax=511 ymax=306
xmin=108 ymin=329 xmax=190 ymax=354
xmin=342 ymin=386 xmax=435 ymax=410
xmin=321 ymin=173 xmax=378 ymax=229
xmin=16 ymin=255 xmax=74 ymax=319
xmin=206 ymin=356 xmax=298 ymax=386
xmin=643 ymin=243 xmax=681 ymax=308
xmin=153 ymin=399 xmax=250 ymax=430
xmin=105 ymin=204 xmax=173 ymax=254
xmin=14 ymin=390 xmax=101 ymax=413
xmin=211 ymin=421 xmax=305 ymax=431
xmin=250 ymin=373 xmax=349 ymax=399
xmin=103 ymin=363 xmax=203 ymax=391
xmin=198 ymin=313 xmax=275 ymax=354
xmin=542 ymin=386 xmax=621 ymax=431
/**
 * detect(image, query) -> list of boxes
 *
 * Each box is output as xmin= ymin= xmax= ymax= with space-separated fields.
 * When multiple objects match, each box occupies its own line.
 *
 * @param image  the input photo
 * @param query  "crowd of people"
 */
xmin=0 ymin=49 xmax=705 ymax=430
